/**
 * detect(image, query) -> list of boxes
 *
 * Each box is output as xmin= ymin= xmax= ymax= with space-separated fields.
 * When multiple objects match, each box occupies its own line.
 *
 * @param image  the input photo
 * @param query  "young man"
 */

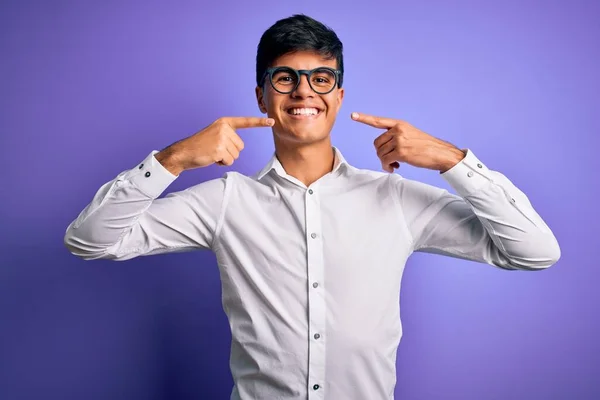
xmin=64 ymin=14 xmax=560 ymax=400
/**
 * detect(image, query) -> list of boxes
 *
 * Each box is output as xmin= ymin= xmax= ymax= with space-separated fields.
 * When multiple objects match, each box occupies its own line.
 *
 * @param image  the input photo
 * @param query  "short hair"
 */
xmin=256 ymin=14 xmax=344 ymax=88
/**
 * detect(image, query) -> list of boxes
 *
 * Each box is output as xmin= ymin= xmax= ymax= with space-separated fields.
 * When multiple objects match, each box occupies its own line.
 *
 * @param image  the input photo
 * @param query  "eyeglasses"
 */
xmin=260 ymin=66 xmax=342 ymax=95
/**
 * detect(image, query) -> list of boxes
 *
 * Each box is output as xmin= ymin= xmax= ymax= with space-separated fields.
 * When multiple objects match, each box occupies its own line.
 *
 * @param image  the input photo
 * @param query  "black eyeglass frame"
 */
xmin=260 ymin=66 xmax=343 ymax=95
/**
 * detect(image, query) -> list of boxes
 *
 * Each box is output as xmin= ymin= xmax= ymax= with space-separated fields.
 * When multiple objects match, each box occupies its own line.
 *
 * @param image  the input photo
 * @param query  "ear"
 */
xmin=335 ymin=87 xmax=345 ymax=113
xmin=255 ymin=86 xmax=267 ymax=114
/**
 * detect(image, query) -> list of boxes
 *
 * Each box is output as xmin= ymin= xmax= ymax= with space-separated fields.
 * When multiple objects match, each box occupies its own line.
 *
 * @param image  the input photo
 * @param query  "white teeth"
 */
xmin=290 ymin=108 xmax=319 ymax=115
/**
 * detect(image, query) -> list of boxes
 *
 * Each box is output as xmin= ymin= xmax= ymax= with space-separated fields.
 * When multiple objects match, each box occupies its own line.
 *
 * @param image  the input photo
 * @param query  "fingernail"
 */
xmin=266 ymin=118 xmax=274 ymax=126
xmin=351 ymin=112 xmax=359 ymax=120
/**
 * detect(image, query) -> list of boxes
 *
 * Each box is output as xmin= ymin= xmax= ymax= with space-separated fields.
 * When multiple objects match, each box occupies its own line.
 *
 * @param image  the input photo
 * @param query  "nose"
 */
xmin=292 ymin=74 xmax=314 ymax=98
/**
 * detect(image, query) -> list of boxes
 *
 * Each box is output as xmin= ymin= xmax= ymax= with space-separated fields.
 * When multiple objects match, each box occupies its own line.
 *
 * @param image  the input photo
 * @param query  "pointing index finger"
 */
xmin=223 ymin=116 xmax=275 ymax=129
xmin=351 ymin=112 xmax=396 ymax=129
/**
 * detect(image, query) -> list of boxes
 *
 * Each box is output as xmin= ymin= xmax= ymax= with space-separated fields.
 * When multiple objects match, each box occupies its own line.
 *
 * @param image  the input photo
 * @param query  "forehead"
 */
xmin=271 ymin=50 xmax=337 ymax=70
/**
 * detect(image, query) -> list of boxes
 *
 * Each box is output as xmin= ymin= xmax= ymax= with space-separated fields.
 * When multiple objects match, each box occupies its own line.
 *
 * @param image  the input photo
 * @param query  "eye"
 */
xmin=271 ymin=69 xmax=297 ymax=86
xmin=311 ymin=69 xmax=335 ymax=87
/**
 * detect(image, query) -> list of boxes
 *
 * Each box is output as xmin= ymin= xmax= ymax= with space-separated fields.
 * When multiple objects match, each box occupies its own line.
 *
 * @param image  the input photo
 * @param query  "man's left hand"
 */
xmin=351 ymin=112 xmax=466 ymax=173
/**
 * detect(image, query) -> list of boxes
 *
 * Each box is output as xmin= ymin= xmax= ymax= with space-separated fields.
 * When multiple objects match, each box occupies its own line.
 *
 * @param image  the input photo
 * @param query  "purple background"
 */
xmin=1 ymin=1 xmax=598 ymax=399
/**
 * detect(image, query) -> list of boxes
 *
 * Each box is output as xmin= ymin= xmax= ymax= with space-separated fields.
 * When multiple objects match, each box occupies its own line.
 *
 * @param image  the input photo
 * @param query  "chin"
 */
xmin=275 ymin=127 xmax=327 ymax=144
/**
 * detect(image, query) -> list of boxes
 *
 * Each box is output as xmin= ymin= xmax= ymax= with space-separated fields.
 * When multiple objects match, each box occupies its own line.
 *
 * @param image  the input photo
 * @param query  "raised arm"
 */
xmin=350 ymin=111 xmax=560 ymax=270
xmin=63 ymin=153 xmax=227 ymax=260
xmin=394 ymin=150 xmax=560 ymax=270
xmin=64 ymin=116 xmax=274 ymax=260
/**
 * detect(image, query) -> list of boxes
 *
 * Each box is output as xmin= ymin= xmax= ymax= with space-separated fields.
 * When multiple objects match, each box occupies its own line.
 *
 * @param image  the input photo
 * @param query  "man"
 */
xmin=64 ymin=14 xmax=560 ymax=400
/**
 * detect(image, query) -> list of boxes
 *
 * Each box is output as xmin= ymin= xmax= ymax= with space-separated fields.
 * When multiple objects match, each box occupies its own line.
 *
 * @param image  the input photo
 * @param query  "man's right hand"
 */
xmin=155 ymin=116 xmax=275 ymax=176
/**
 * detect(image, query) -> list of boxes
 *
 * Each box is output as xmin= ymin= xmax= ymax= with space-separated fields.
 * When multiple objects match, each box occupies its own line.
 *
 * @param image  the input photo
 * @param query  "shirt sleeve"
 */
xmin=64 ymin=151 xmax=229 ymax=261
xmin=393 ymin=149 xmax=561 ymax=270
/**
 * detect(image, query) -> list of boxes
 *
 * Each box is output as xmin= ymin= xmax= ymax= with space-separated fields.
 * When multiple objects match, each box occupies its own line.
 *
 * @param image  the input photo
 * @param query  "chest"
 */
xmin=220 ymin=187 xmax=412 ymax=272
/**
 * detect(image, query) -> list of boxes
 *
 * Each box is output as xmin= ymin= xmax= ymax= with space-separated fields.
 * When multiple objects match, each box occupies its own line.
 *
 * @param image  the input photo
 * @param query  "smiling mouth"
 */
xmin=286 ymin=107 xmax=323 ymax=119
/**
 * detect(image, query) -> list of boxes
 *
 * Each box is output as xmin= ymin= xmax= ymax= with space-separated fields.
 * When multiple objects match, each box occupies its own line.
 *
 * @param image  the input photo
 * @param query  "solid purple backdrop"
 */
xmin=1 ymin=1 xmax=598 ymax=399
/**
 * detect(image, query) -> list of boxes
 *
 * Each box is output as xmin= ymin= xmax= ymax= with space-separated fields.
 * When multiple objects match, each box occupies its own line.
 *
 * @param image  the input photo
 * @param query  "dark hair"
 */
xmin=256 ymin=14 xmax=344 ymax=88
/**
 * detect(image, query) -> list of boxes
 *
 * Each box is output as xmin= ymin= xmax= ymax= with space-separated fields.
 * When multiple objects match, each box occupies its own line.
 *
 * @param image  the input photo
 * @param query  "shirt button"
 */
xmin=313 ymin=282 xmax=319 ymax=288
xmin=477 ymin=163 xmax=483 ymax=168
xmin=467 ymin=171 xmax=473 ymax=178
xmin=313 ymin=384 xmax=320 ymax=390
xmin=145 ymin=171 xmax=151 ymax=177
xmin=511 ymin=198 xmax=516 ymax=203
xmin=308 ymin=189 xmax=314 ymax=195
xmin=311 ymin=233 xmax=317 ymax=239
xmin=314 ymin=333 xmax=320 ymax=339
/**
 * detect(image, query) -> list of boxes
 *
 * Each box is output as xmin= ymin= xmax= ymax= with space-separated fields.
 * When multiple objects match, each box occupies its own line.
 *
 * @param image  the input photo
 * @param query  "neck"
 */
xmin=273 ymin=137 xmax=335 ymax=187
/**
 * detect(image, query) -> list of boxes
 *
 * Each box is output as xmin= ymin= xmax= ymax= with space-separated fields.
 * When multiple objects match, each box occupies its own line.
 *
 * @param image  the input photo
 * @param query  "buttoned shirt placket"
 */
xmin=305 ymin=183 xmax=326 ymax=398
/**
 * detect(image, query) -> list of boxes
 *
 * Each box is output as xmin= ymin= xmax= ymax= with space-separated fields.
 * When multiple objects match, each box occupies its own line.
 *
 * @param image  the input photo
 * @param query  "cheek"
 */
xmin=266 ymin=98 xmax=284 ymax=114
xmin=324 ymin=98 xmax=340 ymax=117
xmin=327 ymin=92 xmax=342 ymax=109
xmin=264 ymin=89 xmax=283 ymax=111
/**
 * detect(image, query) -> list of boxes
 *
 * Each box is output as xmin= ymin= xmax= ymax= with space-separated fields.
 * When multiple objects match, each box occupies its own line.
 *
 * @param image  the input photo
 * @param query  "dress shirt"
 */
xmin=64 ymin=146 xmax=560 ymax=400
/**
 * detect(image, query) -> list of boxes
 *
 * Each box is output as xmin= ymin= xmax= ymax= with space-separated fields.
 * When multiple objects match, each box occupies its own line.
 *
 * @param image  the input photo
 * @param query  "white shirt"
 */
xmin=64 ymin=146 xmax=560 ymax=400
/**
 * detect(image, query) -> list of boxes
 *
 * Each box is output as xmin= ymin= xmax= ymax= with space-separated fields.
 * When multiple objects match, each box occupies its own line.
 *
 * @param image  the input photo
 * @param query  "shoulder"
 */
xmin=371 ymin=170 xmax=452 ymax=205
xmin=184 ymin=170 xmax=272 ymax=198
xmin=344 ymin=164 xmax=397 ymax=186
xmin=177 ymin=172 xmax=243 ymax=201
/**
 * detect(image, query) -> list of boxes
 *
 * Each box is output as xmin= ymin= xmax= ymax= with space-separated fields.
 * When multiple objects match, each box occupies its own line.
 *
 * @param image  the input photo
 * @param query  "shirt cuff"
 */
xmin=440 ymin=149 xmax=493 ymax=197
xmin=123 ymin=151 xmax=178 ymax=198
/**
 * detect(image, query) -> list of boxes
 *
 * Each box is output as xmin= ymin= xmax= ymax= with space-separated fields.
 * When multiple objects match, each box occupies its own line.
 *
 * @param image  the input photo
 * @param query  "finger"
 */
xmin=381 ymin=161 xmax=399 ymax=173
xmin=381 ymin=153 xmax=400 ymax=172
xmin=351 ymin=112 xmax=396 ymax=129
xmin=381 ymin=160 xmax=394 ymax=173
xmin=226 ymin=130 xmax=245 ymax=152
xmin=374 ymin=131 xmax=394 ymax=150
xmin=223 ymin=116 xmax=275 ymax=129
xmin=217 ymin=145 xmax=237 ymax=166
xmin=226 ymin=141 xmax=240 ymax=161
xmin=376 ymin=138 xmax=396 ymax=159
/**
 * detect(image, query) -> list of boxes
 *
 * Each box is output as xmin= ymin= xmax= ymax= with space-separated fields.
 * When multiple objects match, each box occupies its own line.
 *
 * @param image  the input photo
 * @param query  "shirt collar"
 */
xmin=256 ymin=146 xmax=349 ymax=181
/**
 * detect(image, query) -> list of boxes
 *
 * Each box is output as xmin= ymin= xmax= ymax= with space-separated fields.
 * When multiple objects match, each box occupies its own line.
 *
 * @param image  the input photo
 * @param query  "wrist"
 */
xmin=155 ymin=146 xmax=185 ymax=176
xmin=439 ymin=148 xmax=466 ymax=173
